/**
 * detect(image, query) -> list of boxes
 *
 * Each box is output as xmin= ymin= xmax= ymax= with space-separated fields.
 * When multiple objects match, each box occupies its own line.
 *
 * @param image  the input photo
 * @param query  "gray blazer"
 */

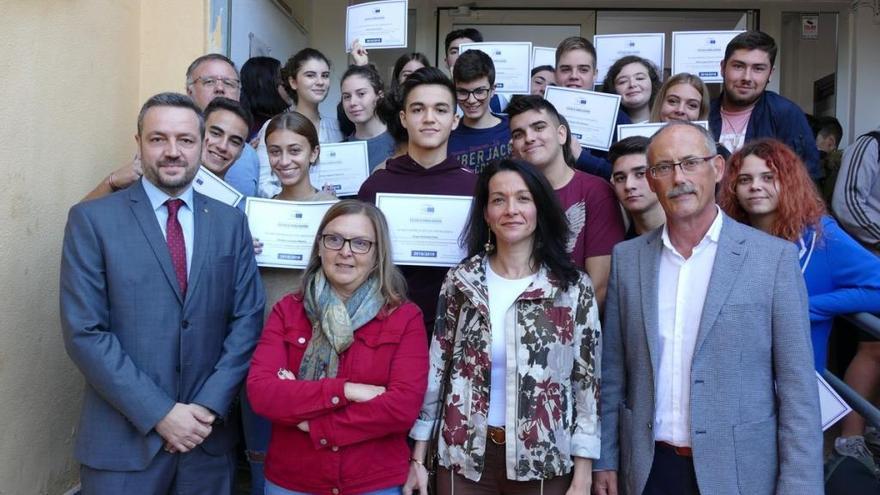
xmin=596 ymin=214 xmax=823 ymax=495
xmin=60 ymin=181 xmax=266 ymax=470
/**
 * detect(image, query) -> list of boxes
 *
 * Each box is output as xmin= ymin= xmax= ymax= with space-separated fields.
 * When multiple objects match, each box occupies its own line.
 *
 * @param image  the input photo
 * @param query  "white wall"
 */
xmin=847 ymin=2 xmax=880 ymax=138
xmin=779 ymin=12 xmax=838 ymax=117
xmin=230 ymin=0 xmax=308 ymax=69
xmin=308 ymin=0 xmax=349 ymax=115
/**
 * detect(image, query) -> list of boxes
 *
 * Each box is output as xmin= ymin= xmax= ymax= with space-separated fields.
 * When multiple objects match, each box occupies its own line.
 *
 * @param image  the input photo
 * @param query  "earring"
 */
xmin=484 ymin=229 xmax=495 ymax=254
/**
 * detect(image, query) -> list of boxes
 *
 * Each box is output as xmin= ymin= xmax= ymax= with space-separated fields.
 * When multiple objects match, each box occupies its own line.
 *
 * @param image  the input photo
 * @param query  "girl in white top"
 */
xmin=256 ymin=48 xmax=343 ymax=198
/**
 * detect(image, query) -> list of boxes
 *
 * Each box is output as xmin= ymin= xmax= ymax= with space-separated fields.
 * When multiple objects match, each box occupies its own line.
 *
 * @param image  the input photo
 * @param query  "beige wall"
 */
xmin=0 ymin=1 xmax=206 ymax=493
xmin=140 ymin=1 xmax=210 ymax=101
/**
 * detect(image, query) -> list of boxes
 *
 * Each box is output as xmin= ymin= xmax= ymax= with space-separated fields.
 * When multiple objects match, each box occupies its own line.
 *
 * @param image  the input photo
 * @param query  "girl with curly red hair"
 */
xmin=719 ymin=138 xmax=880 ymax=370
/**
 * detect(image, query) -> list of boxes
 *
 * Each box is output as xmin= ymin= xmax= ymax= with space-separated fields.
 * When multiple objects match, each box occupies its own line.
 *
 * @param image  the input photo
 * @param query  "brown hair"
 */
xmin=300 ymin=200 xmax=408 ymax=308
xmin=264 ymin=111 xmax=318 ymax=150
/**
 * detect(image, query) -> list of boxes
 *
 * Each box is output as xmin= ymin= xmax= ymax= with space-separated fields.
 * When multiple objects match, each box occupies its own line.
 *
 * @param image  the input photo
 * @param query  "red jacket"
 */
xmin=247 ymin=293 xmax=428 ymax=495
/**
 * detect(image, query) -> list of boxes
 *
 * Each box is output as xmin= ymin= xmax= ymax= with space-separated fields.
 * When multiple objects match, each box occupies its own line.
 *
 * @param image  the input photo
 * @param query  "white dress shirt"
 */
xmin=654 ymin=207 xmax=723 ymax=447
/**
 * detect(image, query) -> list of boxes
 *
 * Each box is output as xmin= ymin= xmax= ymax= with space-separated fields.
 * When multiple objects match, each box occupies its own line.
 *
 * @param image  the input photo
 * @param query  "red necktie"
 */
xmin=165 ymin=199 xmax=187 ymax=297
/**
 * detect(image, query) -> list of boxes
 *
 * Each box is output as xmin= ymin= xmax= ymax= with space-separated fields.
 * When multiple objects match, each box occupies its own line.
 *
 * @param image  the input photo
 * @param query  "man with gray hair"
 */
xmin=594 ymin=121 xmax=822 ymax=495
xmin=61 ymin=92 xmax=265 ymax=494
xmin=84 ymin=54 xmax=259 ymax=200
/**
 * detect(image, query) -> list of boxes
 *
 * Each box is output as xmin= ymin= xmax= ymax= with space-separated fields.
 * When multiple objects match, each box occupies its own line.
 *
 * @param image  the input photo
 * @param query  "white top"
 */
xmin=255 ymin=114 xmax=344 ymax=198
xmin=654 ymin=207 xmax=723 ymax=447
xmin=485 ymin=262 xmax=535 ymax=427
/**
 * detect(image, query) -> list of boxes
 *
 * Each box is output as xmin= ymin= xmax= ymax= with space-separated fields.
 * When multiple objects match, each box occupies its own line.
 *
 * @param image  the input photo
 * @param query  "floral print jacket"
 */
xmin=410 ymin=254 xmax=601 ymax=481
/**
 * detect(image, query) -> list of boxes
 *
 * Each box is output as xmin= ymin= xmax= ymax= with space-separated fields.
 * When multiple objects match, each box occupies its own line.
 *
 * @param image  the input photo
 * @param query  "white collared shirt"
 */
xmin=654 ymin=206 xmax=723 ymax=447
xmin=141 ymin=178 xmax=195 ymax=274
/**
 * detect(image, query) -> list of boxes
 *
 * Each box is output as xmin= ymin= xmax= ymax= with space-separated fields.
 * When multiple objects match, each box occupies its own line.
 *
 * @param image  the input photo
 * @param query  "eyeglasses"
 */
xmin=321 ymin=234 xmax=374 ymax=254
xmin=455 ymin=87 xmax=491 ymax=102
xmin=190 ymin=76 xmax=241 ymax=90
xmin=649 ymin=155 xmax=716 ymax=178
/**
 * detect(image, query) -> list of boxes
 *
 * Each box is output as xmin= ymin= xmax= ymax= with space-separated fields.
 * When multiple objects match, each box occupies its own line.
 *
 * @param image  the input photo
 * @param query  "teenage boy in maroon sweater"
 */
xmin=359 ymin=67 xmax=476 ymax=332
xmin=507 ymin=95 xmax=625 ymax=309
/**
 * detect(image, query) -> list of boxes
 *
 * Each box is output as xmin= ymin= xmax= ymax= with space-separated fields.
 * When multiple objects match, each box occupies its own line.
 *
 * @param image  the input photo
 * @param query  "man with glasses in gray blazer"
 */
xmin=593 ymin=121 xmax=822 ymax=495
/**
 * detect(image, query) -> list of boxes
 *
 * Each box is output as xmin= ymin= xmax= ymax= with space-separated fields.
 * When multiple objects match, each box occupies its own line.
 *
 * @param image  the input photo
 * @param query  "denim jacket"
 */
xmin=410 ymin=254 xmax=601 ymax=481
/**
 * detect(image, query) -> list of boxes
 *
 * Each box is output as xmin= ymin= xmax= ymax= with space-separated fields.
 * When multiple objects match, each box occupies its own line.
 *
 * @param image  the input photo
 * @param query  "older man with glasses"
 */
xmin=84 ymin=54 xmax=260 ymax=201
xmin=594 ymin=120 xmax=823 ymax=495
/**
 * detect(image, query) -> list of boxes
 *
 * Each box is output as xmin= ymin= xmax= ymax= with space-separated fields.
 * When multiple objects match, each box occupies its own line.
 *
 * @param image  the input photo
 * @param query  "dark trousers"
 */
xmin=437 ymin=441 xmax=572 ymax=495
xmin=642 ymin=443 xmax=700 ymax=495
xmin=80 ymin=447 xmax=235 ymax=495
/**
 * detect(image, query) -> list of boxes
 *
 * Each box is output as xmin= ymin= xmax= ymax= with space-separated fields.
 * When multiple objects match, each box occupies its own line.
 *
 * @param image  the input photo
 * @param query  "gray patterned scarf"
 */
xmin=299 ymin=271 xmax=383 ymax=380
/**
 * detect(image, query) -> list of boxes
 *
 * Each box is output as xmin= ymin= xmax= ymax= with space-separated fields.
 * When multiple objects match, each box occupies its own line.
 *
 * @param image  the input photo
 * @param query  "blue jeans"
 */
xmin=265 ymin=479 xmax=402 ymax=495
xmin=241 ymin=387 xmax=272 ymax=495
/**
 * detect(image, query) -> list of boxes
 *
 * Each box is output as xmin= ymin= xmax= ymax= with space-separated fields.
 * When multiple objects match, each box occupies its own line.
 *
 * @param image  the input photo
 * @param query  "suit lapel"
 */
xmin=184 ymin=193 xmax=211 ymax=308
xmin=694 ymin=215 xmax=747 ymax=354
xmin=129 ymin=183 xmax=184 ymax=304
xmin=639 ymin=231 xmax=662 ymax=381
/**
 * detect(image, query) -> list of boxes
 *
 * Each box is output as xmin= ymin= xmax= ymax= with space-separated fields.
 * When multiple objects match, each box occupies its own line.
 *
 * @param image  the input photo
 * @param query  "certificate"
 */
xmin=309 ymin=141 xmax=370 ymax=197
xmin=594 ymin=33 xmax=665 ymax=86
xmin=532 ymin=46 xmax=556 ymax=70
xmin=245 ymin=198 xmax=337 ymax=269
xmin=459 ymin=42 xmax=532 ymax=94
xmin=544 ymin=86 xmax=621 ymax=151
xmin=616 ymin=120 xmax=709 ymax=140
xmin=817 ymin=372 xmax=852 ymax=431
xmin=192 ymin=166 xmax=243 ymax=207
xmin=345 ymin=0 xmax=408 ymax=51
xmin=671 ymin=31 xmax=744 ymax=83
xmin=375 ymin=193 xmax=472 ymax=267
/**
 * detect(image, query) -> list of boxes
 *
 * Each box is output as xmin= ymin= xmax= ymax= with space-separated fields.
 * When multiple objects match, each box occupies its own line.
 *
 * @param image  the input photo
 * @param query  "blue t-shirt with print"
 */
xmin=448 ymin=114 xmax=512 ymax=173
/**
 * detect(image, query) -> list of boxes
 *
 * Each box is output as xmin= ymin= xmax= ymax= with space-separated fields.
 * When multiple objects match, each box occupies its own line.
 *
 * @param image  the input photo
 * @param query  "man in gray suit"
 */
xmin=593 ymin=121 xmax=822 ymax=495
xmin=60 ymin=92 xmax=265 ymax=493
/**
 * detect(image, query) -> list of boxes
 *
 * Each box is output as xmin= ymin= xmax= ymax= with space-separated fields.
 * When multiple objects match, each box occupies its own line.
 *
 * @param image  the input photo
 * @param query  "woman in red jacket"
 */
xmin=248 ymin=199 xmax=429 ymax=495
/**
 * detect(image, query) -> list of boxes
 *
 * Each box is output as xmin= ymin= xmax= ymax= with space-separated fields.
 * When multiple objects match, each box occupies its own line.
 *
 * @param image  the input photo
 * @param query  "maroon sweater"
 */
xmin=359 ymin=155 xmax=477 ymax=334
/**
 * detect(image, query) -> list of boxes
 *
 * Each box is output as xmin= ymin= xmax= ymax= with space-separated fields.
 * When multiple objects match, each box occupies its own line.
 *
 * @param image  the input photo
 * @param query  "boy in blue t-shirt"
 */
xmin=447 ymin=49 xmax=512 ymax=173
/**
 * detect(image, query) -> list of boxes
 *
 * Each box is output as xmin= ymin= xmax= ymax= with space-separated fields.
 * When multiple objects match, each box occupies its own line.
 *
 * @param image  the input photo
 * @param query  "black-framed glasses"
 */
xmin=455 ymin=87 xmax=491 ymax=102
xmin=190 ymin=76 xmax=241 ymax=90
xmin=321 ymin=234 xmax=374 ymax=254
xmin=649 ymin=155 xmax=716 ymax=178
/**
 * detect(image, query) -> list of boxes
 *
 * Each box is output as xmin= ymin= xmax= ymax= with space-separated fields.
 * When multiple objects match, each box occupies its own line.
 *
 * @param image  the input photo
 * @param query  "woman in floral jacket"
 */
xmin=404 ymin=158 xmax=602 ymax=494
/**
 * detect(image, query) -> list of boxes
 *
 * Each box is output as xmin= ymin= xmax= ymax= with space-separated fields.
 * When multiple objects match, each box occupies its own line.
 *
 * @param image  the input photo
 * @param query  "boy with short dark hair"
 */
xmin=448 ymin=50 xmax=511 ymax=173
xmin=358 ymin=67 xmax=476 ymax=331
xmin=608 ymin=136 xmax=665 ymax=239
xmin=444 ymin=27 xmax=507 ymax=114
xmin=709 ymin=30 xmax=820 ymax=177
xmin=444 ymin=28 xmax=484 ymax=70
xmin=507 ymin=94 xmax=625 ymax=308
